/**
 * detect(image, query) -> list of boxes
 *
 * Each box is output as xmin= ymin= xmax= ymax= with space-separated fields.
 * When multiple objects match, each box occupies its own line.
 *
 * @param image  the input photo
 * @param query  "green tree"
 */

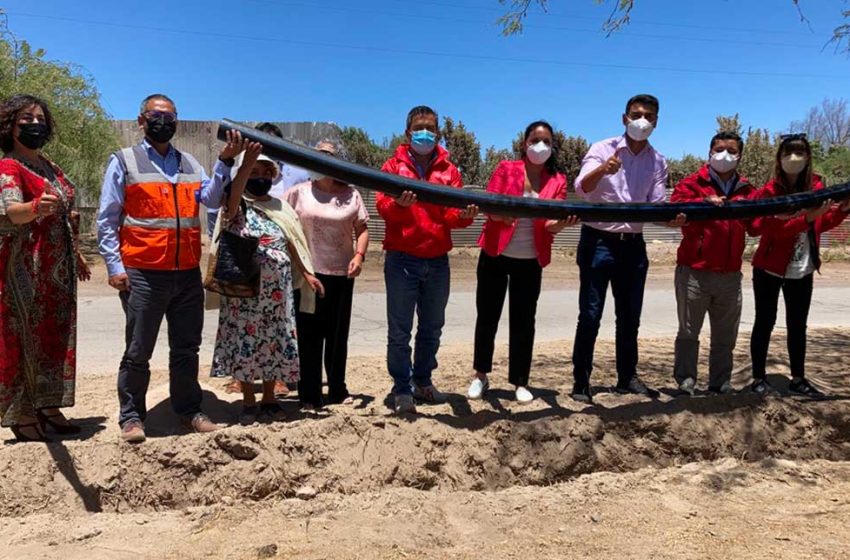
xmin=441 ymin=116 xmax=482 ymax=185
xmin=738 ymin=127 xmax=776 ymax=187
xmin=480 ymin=146 xmax=513 ymax=186
xmin=557 ymin=133 xmax=590 ymax=188
xmin=339 ymin=126 xmax=389 ymax=168
xmin=511 ymin=127 xmax=589 ymax=188
xmin=666 ymin=154 xmax=704 ymax=189
xmin=814 ymin=145 xmax=850 ymax=186
xmin=716 ymin=113 xmax=743 ymax=136
xmin=382 ymin=133 xmax=406 ymax=154
xmin=497 ymin=1 xmax=850 ymax=53
xmin=0 ymin=11 xmax=118 ymax=204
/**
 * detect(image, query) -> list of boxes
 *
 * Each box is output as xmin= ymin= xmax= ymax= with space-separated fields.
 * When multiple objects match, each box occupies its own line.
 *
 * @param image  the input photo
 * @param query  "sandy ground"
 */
xmin=2 ymin=246 xmax=850 ymax=559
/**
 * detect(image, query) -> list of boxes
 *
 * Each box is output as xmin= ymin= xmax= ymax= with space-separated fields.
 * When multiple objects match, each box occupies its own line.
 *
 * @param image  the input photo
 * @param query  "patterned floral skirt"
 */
xmin=211 ymin=207 xmax=300 ymax=383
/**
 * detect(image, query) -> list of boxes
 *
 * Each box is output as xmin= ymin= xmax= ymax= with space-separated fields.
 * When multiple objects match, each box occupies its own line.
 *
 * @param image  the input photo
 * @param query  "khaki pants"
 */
xmin=673 ymin=265 xmax=742 ymax=388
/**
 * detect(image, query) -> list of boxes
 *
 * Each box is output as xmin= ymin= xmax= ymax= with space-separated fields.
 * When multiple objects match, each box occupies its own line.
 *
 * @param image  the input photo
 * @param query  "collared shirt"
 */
xmin=97 ymin=139 xmax=231 ymax=276
xmin=708 ymin=167 xmax=739 ymax=197
xmin=408 ymin=149 xmax=437 ymax=179
xmin=575 ymin=135 xmax=668 ymax=233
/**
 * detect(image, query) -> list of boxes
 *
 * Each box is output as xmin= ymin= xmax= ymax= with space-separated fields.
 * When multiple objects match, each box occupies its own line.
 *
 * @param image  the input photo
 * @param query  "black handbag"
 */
xmin=204 ymin=227 xmax=261 ymax=298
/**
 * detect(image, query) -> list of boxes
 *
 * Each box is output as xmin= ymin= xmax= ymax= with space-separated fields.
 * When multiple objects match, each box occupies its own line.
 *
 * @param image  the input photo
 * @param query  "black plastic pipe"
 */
xmin=218 ymin=119 xmax=850 ymax=223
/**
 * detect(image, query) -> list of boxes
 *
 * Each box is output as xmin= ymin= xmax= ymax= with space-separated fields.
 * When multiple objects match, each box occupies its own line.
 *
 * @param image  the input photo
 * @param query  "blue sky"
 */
xmin=4 ymin=0 xmax=850 ymax=159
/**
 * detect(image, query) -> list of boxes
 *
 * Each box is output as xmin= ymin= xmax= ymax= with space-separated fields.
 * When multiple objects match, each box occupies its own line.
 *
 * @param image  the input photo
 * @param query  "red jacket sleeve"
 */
xmin=670 ymin=176 xmax=702 ymax=203
xmin=442 ymin=165 xmax=473 ymax=229
xmin=748 ymin=183 xmax=811 ymax=239
xmin=816 ymin=206 xmax=850 ymax=235
xmin=553 ymin=173 xmax=567 ymax=201
xmin=485 ymin=161 xmax=510 ymax=196
xmin=376 ymin=157 xmax=415 ymax=226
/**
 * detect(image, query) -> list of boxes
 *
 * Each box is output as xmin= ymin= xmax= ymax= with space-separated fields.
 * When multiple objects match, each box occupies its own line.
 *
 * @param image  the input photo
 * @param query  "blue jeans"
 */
xmin=384 ymin=251 xmax=450 ymax=396
xmin=118 ymin=268 xmax=205 ymax=426
xmin=571 ymin=226 xmax=648 ymax=387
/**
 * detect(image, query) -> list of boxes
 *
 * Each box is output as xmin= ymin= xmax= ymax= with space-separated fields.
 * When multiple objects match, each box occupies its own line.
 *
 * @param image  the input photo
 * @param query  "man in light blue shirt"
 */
xmin=96 ymin=93 xmax=246 ymax=443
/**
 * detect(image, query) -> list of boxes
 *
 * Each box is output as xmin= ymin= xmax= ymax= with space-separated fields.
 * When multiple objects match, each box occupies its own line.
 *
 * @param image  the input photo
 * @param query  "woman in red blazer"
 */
xmin=749 ymin=134 xmax=850 ymax=397
xmin=469 ymin=121 xmax=578 ymax=403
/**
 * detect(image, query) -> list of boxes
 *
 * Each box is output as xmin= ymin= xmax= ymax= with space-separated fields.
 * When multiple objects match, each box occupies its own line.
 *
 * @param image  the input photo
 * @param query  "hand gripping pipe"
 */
xmin=218 ymin=119 xmax=850 ymax=222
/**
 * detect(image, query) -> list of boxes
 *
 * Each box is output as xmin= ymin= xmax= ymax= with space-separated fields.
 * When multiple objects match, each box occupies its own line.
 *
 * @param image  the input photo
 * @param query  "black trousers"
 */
xmin=750 ymin=267 xmax=814 ymax=380
xmin=295 ymin=274 xmax=355 ymax=406
xmin=473 ymin=252 xmax=542 ymax=387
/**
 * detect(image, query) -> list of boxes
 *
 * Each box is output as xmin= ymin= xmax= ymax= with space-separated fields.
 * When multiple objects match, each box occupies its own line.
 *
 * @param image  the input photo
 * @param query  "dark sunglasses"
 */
xmin=143 ymin=110 xmax=178 ymax=123
xmin=780 ymin=132 xmax=807 ymax=142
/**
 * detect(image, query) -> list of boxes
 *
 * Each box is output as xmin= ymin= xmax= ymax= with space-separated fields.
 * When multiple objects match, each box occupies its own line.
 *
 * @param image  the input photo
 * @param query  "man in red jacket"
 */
xmin=377 ymin=105 xmax=478 ymax=414
xmin=671 ymin=131 xmax=755 ymax=396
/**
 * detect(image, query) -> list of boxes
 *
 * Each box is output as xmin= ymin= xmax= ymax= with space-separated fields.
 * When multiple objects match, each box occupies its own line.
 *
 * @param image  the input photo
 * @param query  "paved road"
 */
xmin=78 ymin=286 xmax=850 ymax=374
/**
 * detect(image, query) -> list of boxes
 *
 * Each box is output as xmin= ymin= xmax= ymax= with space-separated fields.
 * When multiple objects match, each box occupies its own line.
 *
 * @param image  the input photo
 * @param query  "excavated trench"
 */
xmin=1 ymin=394 xmax=848 ymax=516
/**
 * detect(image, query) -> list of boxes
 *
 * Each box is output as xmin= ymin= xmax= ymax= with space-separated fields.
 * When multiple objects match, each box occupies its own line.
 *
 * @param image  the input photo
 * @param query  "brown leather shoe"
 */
xmin=182 ymin=413 xmax=220 ymax=433
xmin=121 ymin=420 xmax=146 ymax=443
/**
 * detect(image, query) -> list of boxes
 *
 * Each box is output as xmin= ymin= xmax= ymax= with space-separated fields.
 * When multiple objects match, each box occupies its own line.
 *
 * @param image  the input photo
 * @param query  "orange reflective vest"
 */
xmin=116 ymin=144 xmax=203 ymax=270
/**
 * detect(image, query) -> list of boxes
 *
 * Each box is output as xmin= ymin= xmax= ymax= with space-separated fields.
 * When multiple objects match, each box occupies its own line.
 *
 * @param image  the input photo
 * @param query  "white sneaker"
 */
xmin=467 ymin=377 xmax=489 ymax=400
xmin=515 ymin=386 xmax=534 ymax=403
xmin=710 ymin=381 xmax=735 ymax=395
xmin=677 ymin=378 xmax=696 ymax=396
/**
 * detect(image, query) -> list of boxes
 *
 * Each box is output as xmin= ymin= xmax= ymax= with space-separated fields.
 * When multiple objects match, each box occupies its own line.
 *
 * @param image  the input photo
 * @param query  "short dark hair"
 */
xmin=710 ymin=131 xmax=744 ymax=153
xmin=405 ymin=105 xmax=438 ymax=130
xmin=140 ymin=93 xmax=177 ymax=114
xmin=625 ymin=94 xmax=659 ymax=115
xmin=0 ymin=94 xmax=56 ymax=154
xmin=256 ymin=122 xmax=283 ymax=138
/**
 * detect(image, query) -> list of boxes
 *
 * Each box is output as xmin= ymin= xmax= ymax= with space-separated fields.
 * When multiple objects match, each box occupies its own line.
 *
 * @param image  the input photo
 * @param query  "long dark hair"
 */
xmin=0 ymin=94 xmax=56 ymax=154
xmin=774 ymin=134 xmax=813 ymax=194
xmin=523 ymin=120 xmax=559 ymax=174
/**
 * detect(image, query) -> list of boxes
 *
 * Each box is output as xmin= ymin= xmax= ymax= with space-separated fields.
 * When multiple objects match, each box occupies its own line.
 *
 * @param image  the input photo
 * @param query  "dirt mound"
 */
xmin=2 ymin=393 xmax=849 ymax=517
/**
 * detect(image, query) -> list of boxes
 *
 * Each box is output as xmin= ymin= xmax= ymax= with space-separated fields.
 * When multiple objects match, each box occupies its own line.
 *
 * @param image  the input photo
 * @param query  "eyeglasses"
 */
xmin=318 ymin=149 xmax=337 ymax=158
xmin=780 ymin=132 xmax=807 ymax=142
xmin=143 ymin=110 xmax=178 ymax=123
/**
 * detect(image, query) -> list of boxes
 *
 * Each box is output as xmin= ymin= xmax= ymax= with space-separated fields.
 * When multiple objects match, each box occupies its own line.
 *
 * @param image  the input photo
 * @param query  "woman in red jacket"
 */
xmin=469 ymin=121 xmax=578 ymax=403
xmin=749 ymin=134 xmax=850 ymax=397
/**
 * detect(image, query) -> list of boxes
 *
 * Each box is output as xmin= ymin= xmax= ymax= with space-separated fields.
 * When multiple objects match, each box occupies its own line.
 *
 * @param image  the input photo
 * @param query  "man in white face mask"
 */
xmin=670 ymin=131 xmax=755 ymax=397
xmin=570 ymin=94 xmax=672 ymax=403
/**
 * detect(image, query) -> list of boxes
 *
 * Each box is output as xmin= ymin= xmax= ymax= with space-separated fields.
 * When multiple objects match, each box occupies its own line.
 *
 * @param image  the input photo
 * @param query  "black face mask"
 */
xmin=245 ymin=177 xmax=273 ymax=197
xmin=17 ymin=123 xmax=50 ymax=150
xmin=145 ymin=118 xmax=177 ymax=144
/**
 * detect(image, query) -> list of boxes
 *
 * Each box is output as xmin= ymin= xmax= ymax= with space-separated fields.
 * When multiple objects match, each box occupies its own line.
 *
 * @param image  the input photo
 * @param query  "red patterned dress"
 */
xmin=0 ymin=157 xmax=78 ymax=427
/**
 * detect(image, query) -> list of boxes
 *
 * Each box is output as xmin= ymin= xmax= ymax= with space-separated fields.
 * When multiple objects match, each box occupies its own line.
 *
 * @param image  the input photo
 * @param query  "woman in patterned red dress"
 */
xmin=0 ymin=94 xmax=91 ymax=442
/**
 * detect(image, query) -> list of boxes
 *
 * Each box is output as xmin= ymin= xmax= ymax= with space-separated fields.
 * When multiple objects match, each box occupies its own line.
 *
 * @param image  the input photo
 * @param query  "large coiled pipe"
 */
xmin=218 ymin=119 xmax=850 ymax=222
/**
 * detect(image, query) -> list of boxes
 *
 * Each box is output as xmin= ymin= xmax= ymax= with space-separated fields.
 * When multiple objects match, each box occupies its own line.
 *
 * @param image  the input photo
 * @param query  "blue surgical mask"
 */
xmin=410 ymin=130 xmax=437 ymax=155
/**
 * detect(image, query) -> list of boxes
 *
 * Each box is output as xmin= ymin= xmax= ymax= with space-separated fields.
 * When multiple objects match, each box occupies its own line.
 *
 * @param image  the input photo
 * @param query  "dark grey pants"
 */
xmin=673 ymin=265 xmax=742 ymax=388
xmin=117 ymin=267 xmax=204 ymax=426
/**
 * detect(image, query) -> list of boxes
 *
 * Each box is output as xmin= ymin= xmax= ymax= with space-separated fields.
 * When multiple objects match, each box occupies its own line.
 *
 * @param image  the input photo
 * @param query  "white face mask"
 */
xmin=626 ymin=117 xmax=655 ymax=142
xmin=781 ymin=154 xmax=807 ymax=175
xmin=709 ymin=150 xmax=739 ymax=174
xmin=526 ymin=141 xmax=552 ymax=165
